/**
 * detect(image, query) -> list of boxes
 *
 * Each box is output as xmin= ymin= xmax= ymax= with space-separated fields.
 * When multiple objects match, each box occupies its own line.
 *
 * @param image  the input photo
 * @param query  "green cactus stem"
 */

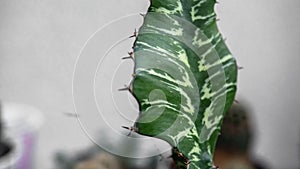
xmin=126 ymin=0 xmax=238 ymax=168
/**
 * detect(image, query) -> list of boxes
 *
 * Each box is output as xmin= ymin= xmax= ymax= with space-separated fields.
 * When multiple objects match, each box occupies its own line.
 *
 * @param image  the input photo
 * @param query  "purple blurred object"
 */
xmin=2 ymin=103 xmax=43 ymax=169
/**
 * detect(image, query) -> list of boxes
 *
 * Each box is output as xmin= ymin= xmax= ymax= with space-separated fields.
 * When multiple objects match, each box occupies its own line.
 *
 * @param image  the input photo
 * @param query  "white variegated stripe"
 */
xmin=200 ymin=54 xmax=234 ymax=72
xmin=206 ymin=83 xmax=235 ymax=103
xmin=190 ymin=0 xmax=213 ymax=22
xmin=178 ymin=49 xmax=190 ymax=68
xmin=136 ymin=48 xmax=185 ymax=74
xmin=201 ymin=103 xmax=220 ymax=131
xmin=136 ymin=68 xmax=193 ymax=88
xmin=186 ymin=127 xmax=202 ymax=157
xmin=167 ymin=84 xmax=196 ymax=115
xmin=192 ymin=163 xmax=200 ymax=169
xmin=137 ymin=35 xmax=191 ymax=68
xmin=203 ymin=110 xmax=223 ymax=129
xmin=135 ymin=42 xmax=194 ymax=85
xmin=139 ymin=39 xmax=190 ymax=69
xmin=198 ymin=69 xmax=222 ymax=87
xmin=222 ymin=59 xmax=236 ymax=71
xmin=225 ymin=87 xmax=235 ymax=93
xmin=147 ymin=24 xmax=183 ymax=36
xmin=136 ymin=68 xmax=196 ymax=115
xmin=198 ymin=54 xmax=236 ymax=100
xmin=173 ymin=41 xmax=191 ymax=68
xmin=184 ymin=127 xmax=214 ymax=169
xmin=200 ymin=82 xmax=237 ymax=141
xmin=136 ymin=41 xmax=178 ymax=60
xmin=141 ymin=99 xmax=184 ymax=118
xmin=200 ymin=82 xmax=211 ymax=101
xmin=198 ymin=58 xmax=206 ymax=72
xmin=205 ymin=70 xmax=222 ymax=82
xmin=198 ymin=34 xmax=223 ymax=59
xmin=192 ymin=29 xmax=221 ymax=48
xmin=172 ymin=116 xmax=197 ymax=145
xmin=192 ymin=34 xmax=214 ymax=48
xmin=173 ymin=129 xmax=191 ymax=146
xmin=195 ymin=34 xmax=224 ymax=73
xmin=198 ymin=54 xmax=237 ymax=142
xmin=191 ymin=11 xmax=215 ymax=22
xmin=136 ymin=46 xmax=187 ymax=76
xmin=141 ymin=99 xmax=178 ymax=108
xmin=192 ymin=0 xmax=207 ymax=9
xmin=165 ymin=85 xmax=196 ymax=115
xmin=164 ymin=13 xmax=181 ymax=26
xmin=140 ymin=108 xmax=196 ymax=147
xmin=143 ymin=103 xmax=180 ymax=115
xmin=201 ymin=82 xmax=236 ymax=100
xmin=154 ymin=0 xmax=183 ymax=15
xmin=204 ymin=17 xmax=216 ymax=26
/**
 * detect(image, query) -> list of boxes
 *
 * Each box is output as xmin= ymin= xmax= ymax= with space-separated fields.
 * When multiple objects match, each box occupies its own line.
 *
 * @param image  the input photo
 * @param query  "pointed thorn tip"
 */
xmin=122 ymin=126 xmax=130 ymax=130
xmin=118 ymin=86 xmax=129 ymax=91
xmin=129 ymin=29 xmax=138 ymax=38
xmin=122 ymin=56 xmax=131 ymax=60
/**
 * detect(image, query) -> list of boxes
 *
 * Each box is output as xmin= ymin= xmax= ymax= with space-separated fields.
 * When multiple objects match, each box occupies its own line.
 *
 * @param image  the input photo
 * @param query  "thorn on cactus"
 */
xmin=238 ymin=65 xmax=244 ymax=70
xmin=121 ymin=126 xmax=138 ymax=136
xmin=118 ymin=85 xmax=132 ymax=93
xmin=234 ymin=99 xmax=240 ymax=104
xmin=140 ymin=13 xmax=146 ymax=17
xmin=129 ymin=29 xmax=138 ymax=38
xmin=122 ymin=52 xmax=134 ymax=60
xmin=122 ymin=56 xmax=132 ymax=60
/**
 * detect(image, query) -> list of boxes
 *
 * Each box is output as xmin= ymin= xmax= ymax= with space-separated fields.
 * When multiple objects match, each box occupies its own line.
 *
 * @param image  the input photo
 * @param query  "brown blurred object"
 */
xmin=214 ymin=102 xmax=268 ymax=169
xmin=74 ymin=153 xmax=123 ymax=169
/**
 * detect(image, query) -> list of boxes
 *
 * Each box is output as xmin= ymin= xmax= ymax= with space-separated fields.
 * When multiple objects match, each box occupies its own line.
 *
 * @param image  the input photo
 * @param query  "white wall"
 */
xmin=217 ymin=1 xmax=300 ymax=168
xmin=0 ymin=0 xmax=299 ymax=168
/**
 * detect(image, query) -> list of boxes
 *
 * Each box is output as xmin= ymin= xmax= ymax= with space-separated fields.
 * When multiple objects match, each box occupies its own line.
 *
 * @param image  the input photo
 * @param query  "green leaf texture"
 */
xmin=131 ymin=0 xmax=237 ymax=169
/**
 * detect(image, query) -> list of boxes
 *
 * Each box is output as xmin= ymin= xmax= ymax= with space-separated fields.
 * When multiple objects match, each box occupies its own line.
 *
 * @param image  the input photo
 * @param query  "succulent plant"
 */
xmin=123 ymin=0 xmax=238 ymax=169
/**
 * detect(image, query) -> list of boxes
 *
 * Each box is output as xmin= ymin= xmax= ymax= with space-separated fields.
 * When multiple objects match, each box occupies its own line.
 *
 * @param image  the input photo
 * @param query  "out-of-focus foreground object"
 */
xmin=0 ymin=102 xmax=43 ymax=169
xmin=0 ymin=102 xmax=21 ymax=169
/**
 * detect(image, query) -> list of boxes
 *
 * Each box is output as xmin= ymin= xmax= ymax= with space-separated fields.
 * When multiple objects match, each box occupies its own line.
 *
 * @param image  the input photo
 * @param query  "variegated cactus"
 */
xmin=124 ymin=0 xmax=238 ymax=169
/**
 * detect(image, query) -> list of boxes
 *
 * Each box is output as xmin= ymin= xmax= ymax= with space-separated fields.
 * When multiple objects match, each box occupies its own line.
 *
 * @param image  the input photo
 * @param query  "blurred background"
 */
xmin=0 ymin=0 xmax=299 ymax=168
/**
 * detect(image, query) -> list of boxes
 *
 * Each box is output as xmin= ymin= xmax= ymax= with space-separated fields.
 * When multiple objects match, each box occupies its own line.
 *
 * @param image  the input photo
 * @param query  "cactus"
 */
xmin=124 ymin=0 xmax=238 ymax=169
